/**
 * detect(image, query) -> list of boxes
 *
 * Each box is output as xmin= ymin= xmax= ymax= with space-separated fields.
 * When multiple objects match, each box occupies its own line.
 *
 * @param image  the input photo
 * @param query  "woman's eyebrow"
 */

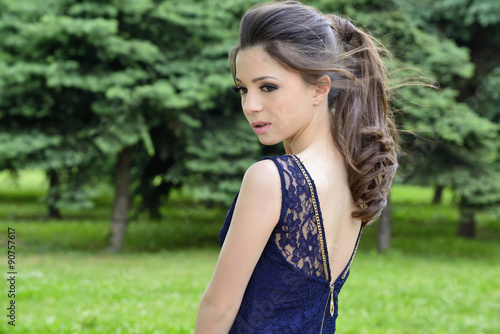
xmin=234 ymin=76 xmax=280 ymax=83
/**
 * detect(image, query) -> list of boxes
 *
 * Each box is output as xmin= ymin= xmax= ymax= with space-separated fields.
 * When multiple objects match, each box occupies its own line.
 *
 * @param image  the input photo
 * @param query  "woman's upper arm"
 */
xmin=199 ymin=159 xmax=281 ymax=320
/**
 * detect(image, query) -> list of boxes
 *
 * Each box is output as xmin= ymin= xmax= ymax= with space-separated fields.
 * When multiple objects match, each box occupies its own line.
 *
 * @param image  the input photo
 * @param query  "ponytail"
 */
xmin=230 ymin=1 xmax=399 ymax=225
xmin=326 ymin=15 xmax=399 ymax=225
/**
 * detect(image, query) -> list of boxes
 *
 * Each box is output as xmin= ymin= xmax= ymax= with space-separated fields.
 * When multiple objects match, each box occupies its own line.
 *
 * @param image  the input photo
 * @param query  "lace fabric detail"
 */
xmin=272 ymin=155 xmax=328 ymax=281
xmin=217 ymin=154 xmax=362 ymax=333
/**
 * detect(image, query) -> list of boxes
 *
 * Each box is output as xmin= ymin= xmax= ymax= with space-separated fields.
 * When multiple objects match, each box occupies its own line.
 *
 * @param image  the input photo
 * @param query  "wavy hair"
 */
xmin=229 ymin=1 xmax=399 ymax=225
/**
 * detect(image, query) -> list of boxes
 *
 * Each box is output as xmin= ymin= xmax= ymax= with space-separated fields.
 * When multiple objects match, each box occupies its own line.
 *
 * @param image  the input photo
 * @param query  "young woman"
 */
xmin=195 ymin=1 xmax=398 ymax=333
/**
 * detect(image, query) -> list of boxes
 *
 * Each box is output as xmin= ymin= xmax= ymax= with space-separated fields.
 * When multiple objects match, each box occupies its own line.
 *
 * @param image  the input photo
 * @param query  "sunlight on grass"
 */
xmin=0 ymin=169 xmax=47 ymax=191
xmin=0 ymin=171 xmax=499 ymax=333
xmin=0 ymin=250 xmax=498 ymax=333
xmin=1 ymin=251 xmax=218 ymax=333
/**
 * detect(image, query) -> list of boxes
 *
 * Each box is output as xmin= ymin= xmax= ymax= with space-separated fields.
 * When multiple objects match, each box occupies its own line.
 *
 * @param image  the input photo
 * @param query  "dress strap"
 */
xmin=289 ymin=154 xmax=330 ymax=282
xmin=340 ymin=223 xmax=363 ymax=280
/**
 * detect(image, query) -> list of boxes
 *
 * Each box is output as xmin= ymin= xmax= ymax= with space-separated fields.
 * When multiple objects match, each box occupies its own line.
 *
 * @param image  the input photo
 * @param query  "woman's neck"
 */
xmin=283 ymin=106 xmax=337 ymax=159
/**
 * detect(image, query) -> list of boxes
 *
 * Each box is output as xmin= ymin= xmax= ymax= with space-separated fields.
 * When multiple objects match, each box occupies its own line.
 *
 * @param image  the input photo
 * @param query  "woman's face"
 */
xmin=234 ymin=46 xmax=317 ymax=146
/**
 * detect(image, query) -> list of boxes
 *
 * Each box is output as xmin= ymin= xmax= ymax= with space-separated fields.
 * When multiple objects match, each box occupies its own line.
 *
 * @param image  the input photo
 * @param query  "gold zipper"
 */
xmin=329 ymin=284 xmax=335 ymax=317
xmin=341 ymin=232 xmax=361 ymax=280
xmin=321 ymin=284 xmax=336 ymax=333
xmin=289 ymin=155 xmax=330 ymax=282
xmin=290 ymin=154 xmax=362 ymax=324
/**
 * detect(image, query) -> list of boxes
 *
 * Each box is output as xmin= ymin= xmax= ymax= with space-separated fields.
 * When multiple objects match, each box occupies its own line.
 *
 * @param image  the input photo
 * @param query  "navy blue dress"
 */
xmin=219 ymin=154 xmax=362 ymax=333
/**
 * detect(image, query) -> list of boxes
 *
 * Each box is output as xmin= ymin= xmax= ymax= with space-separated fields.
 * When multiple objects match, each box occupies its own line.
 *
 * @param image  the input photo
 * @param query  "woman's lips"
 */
xmin=251 ymin=121 xmax=271 ymax=135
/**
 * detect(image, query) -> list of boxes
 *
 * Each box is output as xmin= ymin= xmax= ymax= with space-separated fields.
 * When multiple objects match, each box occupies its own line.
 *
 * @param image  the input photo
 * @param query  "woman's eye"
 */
xmin=231 ymin=86 xmax=247 ymax=95
xmin=231 ymin=84 xmax=276 ymax=95
xmin=260 ymin=84 xmax=277 ymax=92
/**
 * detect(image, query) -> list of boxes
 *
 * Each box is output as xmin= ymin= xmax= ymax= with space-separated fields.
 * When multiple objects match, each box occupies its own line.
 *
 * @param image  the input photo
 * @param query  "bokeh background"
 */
xmin=0 ymin=0 xmax=499 ymax=333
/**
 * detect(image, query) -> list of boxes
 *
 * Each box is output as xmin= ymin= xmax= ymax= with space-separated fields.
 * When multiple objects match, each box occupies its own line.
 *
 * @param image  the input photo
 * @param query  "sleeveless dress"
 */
xmin=219 ymin=154 xmax=362 ymax=334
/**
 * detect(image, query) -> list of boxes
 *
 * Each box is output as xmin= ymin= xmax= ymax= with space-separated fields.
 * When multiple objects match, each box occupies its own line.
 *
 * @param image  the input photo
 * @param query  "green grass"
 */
xmin=338 ymin=251 xmax=500 ymax=334
xmin=0 ymin=170 xmax=499 ymax=333
xmin=1 ymin=250 xmax=498 ymax=333
xmin=2 ymin=251 xmax=217 ymax=333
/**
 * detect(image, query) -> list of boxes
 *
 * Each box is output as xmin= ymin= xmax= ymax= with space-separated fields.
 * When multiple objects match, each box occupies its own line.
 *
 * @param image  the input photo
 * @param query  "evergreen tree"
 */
xmin=0 ymin=0 xmax=261 ymax=250
xmin=313 ymin=0 xmax=499 ymax=239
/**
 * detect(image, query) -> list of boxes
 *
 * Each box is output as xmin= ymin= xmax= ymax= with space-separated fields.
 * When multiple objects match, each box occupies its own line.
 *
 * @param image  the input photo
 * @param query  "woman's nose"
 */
xmin=242 ymin=92 xmax=263 ymax=114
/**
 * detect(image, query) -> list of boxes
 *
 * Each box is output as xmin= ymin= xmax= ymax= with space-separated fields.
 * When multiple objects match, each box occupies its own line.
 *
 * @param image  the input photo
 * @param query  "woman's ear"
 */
xmin=312 ymin=75 xmax=331 ymax=106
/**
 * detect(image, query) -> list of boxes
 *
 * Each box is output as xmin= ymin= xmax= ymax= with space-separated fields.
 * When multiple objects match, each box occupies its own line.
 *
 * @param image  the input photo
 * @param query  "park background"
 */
xmin=0 ymin=0 xmax=499 ymax=333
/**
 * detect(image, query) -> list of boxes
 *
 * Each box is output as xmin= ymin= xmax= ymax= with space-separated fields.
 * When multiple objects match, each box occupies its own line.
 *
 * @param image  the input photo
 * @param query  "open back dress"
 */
xmin=219 ymin=154 xmax=362 ymax=333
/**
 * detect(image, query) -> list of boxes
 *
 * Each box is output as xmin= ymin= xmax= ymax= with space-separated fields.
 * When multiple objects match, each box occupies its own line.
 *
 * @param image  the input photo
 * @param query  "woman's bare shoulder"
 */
xmin=241 ymin=159 xmax=281 ymax=195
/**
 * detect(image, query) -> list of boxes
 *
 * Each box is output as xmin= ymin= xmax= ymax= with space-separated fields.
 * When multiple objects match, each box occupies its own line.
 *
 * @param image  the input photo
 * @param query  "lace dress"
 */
xmin=219 ymin=155 xmax=362 ymax=333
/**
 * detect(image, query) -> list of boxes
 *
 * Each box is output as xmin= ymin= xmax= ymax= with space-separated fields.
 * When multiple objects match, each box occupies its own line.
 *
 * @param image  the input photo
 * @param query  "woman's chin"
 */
xmin=257 ymin=137 xmax=281 ymax=146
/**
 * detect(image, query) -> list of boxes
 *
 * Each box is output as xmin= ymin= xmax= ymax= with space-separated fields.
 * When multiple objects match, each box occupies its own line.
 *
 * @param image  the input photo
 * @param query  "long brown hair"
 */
xmin=229 ymin=1 xmax=399 ymax=225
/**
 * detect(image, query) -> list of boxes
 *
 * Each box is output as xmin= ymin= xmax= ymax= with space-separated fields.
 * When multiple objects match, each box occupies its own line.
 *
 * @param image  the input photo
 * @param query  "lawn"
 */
xmin=0 ymin=170 xmax=499 ymax=333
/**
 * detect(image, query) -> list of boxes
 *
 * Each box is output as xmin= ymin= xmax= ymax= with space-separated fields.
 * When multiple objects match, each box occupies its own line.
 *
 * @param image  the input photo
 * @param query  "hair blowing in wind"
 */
xmin=229 ymin=1 xmax=399 ymax=225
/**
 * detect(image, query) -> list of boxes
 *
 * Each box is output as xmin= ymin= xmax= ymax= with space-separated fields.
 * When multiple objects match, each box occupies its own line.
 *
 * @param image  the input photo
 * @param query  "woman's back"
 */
xmin=298 ymin=152 xmax=363 ymax=282
xmin=219 ymin=154 xmax=363 ymax=333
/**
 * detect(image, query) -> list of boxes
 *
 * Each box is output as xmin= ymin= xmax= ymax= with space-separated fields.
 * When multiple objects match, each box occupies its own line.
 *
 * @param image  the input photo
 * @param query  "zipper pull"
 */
xmin=329 ymin=285 xmax=335 ymax=317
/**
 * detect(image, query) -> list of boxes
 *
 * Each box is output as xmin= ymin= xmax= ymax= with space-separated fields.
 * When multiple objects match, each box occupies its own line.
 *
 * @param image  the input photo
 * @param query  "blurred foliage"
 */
xmin=310 ymin=0 xmax=500 ymax=229
xmin=0 ymin=0 xmax=261 ymax=217
xmin=418 ymin=0 xmax=500 ymax=222
xmin=0 ymin=0 xmax=498 ymax=231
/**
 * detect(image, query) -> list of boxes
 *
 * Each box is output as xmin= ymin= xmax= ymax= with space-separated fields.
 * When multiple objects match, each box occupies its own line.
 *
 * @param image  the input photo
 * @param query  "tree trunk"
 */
xmin=458 ymin=199 xmax=476 ymax=238
xmin=377 ymin=196 xmax=391 ymax=253
xmin=47 ymin=169 xmax=61 ymax=219
xmin=109 ymin=146 xmax=133 ymax=252
xmin=432 ymin=184 xmax=444 ymax=204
